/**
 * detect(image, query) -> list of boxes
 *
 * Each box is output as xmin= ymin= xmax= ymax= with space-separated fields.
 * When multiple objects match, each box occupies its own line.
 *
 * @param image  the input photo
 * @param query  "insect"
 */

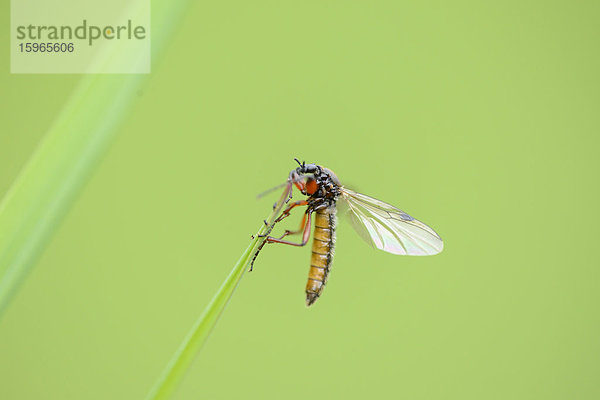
xmin=251 ymin=159 xmax=443 ymax=306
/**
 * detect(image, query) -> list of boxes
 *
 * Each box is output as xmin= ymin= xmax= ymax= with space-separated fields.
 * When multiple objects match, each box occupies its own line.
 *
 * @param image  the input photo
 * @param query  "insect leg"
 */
xmin=275 ymin=213 xmax=307 ymax=240
xmin=249 ymin=209 xmax=312 ymax=271
xmin=264 ymin=210 xmax=312 ymax=247
xmin=257 ymin=200 xmax=309 ymax=238
xmin=275 ymin=200 xmax=308 ymax=222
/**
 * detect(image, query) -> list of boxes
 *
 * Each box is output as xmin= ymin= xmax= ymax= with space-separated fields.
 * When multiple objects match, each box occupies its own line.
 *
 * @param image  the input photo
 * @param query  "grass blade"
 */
xmin=146 ymin=187 xmax=290 ymax=400
xmin=0 ymin=0 xmax=192 ymax=315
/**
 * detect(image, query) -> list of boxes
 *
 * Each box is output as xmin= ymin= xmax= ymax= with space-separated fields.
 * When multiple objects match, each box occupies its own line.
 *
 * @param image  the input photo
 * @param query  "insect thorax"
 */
xmin=310 ymin=166 xmax=341 ymax=207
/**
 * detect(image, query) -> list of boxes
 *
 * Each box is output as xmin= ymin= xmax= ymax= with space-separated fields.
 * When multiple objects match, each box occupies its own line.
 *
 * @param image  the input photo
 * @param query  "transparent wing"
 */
xmin=340 ymin=188 xmax=443 ymax=256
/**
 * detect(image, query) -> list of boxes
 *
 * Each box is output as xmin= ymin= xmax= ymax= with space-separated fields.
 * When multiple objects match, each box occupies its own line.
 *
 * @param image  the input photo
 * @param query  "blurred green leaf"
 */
xmin=0 ymin=0 xmax=191 ymax=315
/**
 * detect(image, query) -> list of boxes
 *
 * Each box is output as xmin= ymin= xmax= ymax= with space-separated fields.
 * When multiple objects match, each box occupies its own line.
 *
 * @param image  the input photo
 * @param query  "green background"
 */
xmin=1 ymin=1 xmax=599 ymax=399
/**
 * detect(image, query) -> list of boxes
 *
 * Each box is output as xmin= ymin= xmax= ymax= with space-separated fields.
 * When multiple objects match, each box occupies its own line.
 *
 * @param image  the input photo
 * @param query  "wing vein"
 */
xmin=340 ymin=188 xmax=443 ymax=256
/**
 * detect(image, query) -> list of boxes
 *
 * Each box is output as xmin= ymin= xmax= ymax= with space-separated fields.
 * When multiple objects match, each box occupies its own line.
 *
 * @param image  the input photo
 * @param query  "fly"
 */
xmin=251 ymin=159 xmax=443 ymax=306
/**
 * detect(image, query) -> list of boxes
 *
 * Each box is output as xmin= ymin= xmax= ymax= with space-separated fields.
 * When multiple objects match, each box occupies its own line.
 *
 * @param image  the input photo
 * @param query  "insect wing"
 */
xmin=340 ymin=189 xmax=443 ymax=256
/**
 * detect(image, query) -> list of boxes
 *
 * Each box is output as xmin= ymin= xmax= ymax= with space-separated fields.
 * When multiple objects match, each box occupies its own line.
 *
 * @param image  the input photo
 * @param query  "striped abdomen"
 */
xmin=306 ymin=205 xmax=336 ymax=306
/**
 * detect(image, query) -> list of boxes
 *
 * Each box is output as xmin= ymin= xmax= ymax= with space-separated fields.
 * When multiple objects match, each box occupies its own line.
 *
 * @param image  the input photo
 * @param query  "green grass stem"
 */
xmin=145 ymin=189 xmax=289 ymax=400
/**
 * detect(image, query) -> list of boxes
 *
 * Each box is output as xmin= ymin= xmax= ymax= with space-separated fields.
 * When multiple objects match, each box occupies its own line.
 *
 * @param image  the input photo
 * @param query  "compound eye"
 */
xmin=305 ymin=178 xmax=318 ymax=195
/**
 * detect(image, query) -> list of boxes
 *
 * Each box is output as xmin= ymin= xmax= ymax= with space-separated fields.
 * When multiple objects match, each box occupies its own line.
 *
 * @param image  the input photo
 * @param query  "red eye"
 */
xmin=305 ymin=178 xmax=318 ymax=195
